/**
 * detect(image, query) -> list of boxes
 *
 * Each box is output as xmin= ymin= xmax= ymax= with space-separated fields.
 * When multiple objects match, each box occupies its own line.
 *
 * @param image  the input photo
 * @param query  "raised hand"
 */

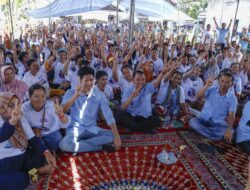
xmin=132 ymin=85 xmax=143 ymax=98
xmin=74 ymin=85 xmax=84 ymax=98
xmin=9 ymin=99 xmax=22 ymax=126
xmin=206 ymin=77 xmax=214 ymax=87
xmin=54 ymin=99 xmax=63 ymax=117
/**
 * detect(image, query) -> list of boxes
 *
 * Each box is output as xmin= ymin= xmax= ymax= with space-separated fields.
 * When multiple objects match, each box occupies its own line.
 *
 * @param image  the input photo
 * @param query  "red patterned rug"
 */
xmin=37 ymin=131 xmax=248 ymax=190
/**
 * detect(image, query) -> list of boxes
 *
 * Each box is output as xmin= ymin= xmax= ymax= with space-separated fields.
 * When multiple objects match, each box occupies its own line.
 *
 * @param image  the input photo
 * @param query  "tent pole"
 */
xmin=129 ymin=0 xmax=135 ymax=46
xmin=49 ymin=0 xmax=51 ymax=34
xmin=232 ymin=0 xmax=240 ymax=38
xmin=8 ymin=0 xmax=14 ymax=42
xmin=177 ymin=0 xmax=180 ymax=36
xmin=116 ymin=0 xmax=119 ymax=29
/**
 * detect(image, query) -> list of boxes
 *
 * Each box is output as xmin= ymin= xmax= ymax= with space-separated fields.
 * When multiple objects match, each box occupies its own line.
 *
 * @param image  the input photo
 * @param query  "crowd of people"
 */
xmin=0 ymin=18 xmax=250 ymax=190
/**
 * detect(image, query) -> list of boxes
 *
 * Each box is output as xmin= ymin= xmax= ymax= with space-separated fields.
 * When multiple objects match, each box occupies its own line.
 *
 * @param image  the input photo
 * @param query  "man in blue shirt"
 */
xmin=59 ymin=66 xmax=121 ymax=153
xmin=116 ymin=66 xmax=168 ymax=134
xmin=236 ymin=100 xmax=250 ymax=190
xmin=189 ymin=70 xmax=237 ymax=141
xmin=239 ymin=26 xmax=250 ymax=54
xmin=213 ymin=17 xmax=232 ymax=50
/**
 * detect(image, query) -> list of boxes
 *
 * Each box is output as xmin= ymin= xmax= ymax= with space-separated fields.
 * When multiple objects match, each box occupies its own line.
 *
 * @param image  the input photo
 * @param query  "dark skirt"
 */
xmin=0 ymin=149 xmax=46 ymax=190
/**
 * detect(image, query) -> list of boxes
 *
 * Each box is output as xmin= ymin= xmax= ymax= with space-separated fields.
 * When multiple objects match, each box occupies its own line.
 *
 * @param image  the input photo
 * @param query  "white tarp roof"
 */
xmin=118 ymin=0 xmax=194 ymax=21
xmin=27 ymin=0 xmax=193 ymax=21
xmin=69 ymin=10 xmax=129 ymax=22
xmin=26 ymin=0 xmax=113 ymax=18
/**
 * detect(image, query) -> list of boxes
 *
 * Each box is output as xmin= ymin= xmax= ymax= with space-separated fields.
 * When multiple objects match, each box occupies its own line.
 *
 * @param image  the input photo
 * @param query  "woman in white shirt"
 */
xmin=23 ymin=58 xmax=49 ymax=90
xmin=182 ymin=67 xmax=204 ymax=109
xmin=22 ymin=84 xmax=71 ymax=151
xmin=0 ymin=93 xmax=56 ymax=190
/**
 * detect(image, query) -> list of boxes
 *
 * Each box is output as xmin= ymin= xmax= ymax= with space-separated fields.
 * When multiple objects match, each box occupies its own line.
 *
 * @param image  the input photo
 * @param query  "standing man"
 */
xmin=213 ymin=17 xmax=232 ymax=50
xmin=59 ymin=66 xmax=121 ymax=153
xmin=239 ymin=26 xmax=250 ymax=55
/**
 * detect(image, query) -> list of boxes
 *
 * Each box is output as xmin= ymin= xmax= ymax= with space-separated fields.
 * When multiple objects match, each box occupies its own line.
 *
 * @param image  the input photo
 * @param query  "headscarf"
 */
xmin=0 ymin=93 xmax=27 ymax=149
xmin=0 ymin=65 xmax=28 ymax=101
xmin=0 ymin=65 xmax=15 ymax=82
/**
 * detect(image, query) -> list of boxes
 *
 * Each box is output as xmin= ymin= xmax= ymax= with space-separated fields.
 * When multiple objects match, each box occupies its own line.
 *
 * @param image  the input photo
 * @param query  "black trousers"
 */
xmin=238 ymin=140 xmax=250 ymax=156
xmin=116 ymin=110 xmax=161 ymax=133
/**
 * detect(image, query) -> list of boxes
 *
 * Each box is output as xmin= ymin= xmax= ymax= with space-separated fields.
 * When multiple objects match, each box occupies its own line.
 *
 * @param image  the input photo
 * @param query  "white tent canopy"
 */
xmin=69 ymin=10 xmax=129 ymax=22
xmin=26 ymin=0 xmax=113 ymax=18
xmin=118 ymin=0 xmax=194 ymax=21
xmin=27 ymin=0 xmax=193 ymax=22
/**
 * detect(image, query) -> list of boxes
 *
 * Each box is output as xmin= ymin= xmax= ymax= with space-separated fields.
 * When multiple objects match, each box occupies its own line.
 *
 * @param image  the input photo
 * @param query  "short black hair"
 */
xmin=219 ymin=69 xmax=234 ymax=82
xmin=78 ymin=66 xmax=95 ymax=80
xmin=27 ymin=58 xmax=37 ymax=67
xmin=29 ymin=83 xmax=46 ymax=97
xmin=96 ymin=70 xmax=108 ymax=81
xmin=172 ymin=70 xmax=183 ymax=78
xmin=133 ymin=70 xmax=144 ymax=78
xmin=230 ymin=62 xmax=239 ymax=67
xmin=151 ymin=47 xmax=158 ymax=52
xmin=18 ymin=51 xmax=28 ymax=62
xmin=121 ymin=64 xmax=132 ymax=72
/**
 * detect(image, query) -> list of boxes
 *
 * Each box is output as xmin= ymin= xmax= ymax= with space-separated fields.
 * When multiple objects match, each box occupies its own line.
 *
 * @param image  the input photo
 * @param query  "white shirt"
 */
xmin=117 ymin=76 xmax=133 ymax=94
xmin=239 ymin=70 xmax=249 ymax=88
xmin=52 ymin=61 xmax=67 ymax=85
xmin=201 ymin=29 xmax=213 ymax=44
xmin=23 ymin=70 xmax=49 ymax=89
xmin=222 ymin=57 xmax=235 ymax=69
xmin=15 ymin=60 xmax=26 ymax=80
xmin=152 ymin=58 xmax=163 ymax=75
xmin=233 ymin=74 xmax=242 ymax=95
xmin=22 ymin=101 xmax=71 ymax=137
xmin=66 ymin=63 xmax=79 ymax=89
xmin=235 ymin=51 xmax=243 ymax=63
xmin=0 ymin=116 xmax=35 ymax=160
xmin=156 ymin=80 xmax=185 ymax=105
xmin=178 ymin=64 xmax=191 ymax=74
xmin=182 ymin=77 xmax=204 ymax=102
xmin=42 ymin=46 xmax=52 ymax=62
xmin=94 ymin=85 xmax=114 ymax=100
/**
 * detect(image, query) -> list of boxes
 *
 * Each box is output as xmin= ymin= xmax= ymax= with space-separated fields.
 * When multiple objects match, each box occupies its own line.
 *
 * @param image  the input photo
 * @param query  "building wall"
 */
xmin=205 ymin=0 xmax=250 ymax=32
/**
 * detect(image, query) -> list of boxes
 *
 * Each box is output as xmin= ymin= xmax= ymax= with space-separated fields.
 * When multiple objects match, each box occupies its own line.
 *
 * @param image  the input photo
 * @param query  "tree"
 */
xmin=178 ymin=0 xmax=208 ymax=19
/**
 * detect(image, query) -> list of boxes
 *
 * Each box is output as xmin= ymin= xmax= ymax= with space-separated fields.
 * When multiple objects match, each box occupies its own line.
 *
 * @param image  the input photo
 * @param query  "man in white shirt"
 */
xmin=178 ymin=55 xmax=191 ymax=74
xmin=112 ymin=56 xmax=133 ymax=95
xmin=151 ymin=47 xmax=163 ymax=76
xmin=201 ymin=24 xmax=214 ymax=45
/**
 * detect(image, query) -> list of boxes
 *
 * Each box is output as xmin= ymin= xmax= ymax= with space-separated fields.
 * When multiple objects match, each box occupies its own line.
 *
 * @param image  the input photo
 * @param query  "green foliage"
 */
xmin=178 ymin=0 xmax=208 ymax=19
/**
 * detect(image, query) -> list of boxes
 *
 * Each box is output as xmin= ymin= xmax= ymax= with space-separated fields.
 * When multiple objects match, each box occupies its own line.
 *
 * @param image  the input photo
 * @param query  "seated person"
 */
xmin=22 ymin=84 xmax=71 ymax=151
xmin=189 ymin=71 xmax=237 ymax=141
xmin=44 ymin=48 xmax=70 ymax=96
xmin=182 ymin=66 xmax=204 ymax=110
xmin=112 ymin=56 xmax=133 ymax=95
xmin=154 ymin=70 xmax=189 ymax=125
xmin=116 ymin=66 xmax=168 ymax=134
xmin=230 ymin=62 xmax=242 ymax=98
xmin=0 ymin=64 xmax=28 ymax=102
xmin=59 ymin=66 xmax=121 ymax=153
xmin=23 ymin=59 xmax=49 ymax=96
xmin=236 ymin=100 xmax=250 ymax=190
xmin=0 ymin=93 xmax=56 ymax=190
xmin=95 ymin=70 xmax=114 ymax=101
